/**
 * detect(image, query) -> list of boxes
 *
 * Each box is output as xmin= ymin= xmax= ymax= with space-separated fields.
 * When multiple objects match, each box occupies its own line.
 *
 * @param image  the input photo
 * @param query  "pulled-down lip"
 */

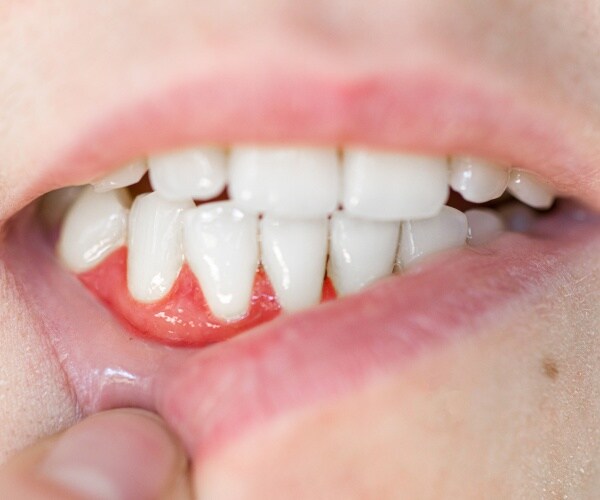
xmin=3 ymin=200 xmax=599 ymax=458
xmin=4 ymin=58 xmax=600 ymax=224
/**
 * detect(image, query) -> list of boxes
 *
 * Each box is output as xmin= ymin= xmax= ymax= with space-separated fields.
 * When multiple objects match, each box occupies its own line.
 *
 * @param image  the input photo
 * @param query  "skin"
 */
xmin=0 ymin=1 xmax=599 ymax=497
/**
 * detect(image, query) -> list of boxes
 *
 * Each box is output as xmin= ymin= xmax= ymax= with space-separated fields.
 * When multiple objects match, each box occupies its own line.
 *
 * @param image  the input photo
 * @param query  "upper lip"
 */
xmin=4 ymin=54 xmax=600 ymax=225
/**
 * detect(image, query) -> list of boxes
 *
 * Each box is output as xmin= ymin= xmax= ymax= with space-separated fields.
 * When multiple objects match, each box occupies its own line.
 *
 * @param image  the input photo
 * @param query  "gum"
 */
xmin=78 ymin=247 xmax=336 ymax=347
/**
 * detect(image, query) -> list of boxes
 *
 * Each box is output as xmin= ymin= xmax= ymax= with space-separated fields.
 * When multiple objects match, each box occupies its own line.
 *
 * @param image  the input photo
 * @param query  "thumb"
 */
xmin=0 ymin=409 xmax=191 ymax=499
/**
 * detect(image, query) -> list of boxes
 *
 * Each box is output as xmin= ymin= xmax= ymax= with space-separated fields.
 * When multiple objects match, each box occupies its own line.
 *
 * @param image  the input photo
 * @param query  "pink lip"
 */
xmin=3 ymin=202 xmax=599 ymax=458
xmin=12 ymin=65 xmax=600 ymax=220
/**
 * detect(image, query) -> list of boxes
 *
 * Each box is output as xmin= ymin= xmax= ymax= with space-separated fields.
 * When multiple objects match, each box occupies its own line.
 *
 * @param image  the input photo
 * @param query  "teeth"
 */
xmin=92 ymin=160 xmax=147 ymax=192
xmin=449 ymin=156 xmax=508 ymax=202
xmin=508 ymin=170 xmax=555 ymax=209
xmin=465 ymin=209 xmax=504 ymax=246
xmin=229 ymin=147 xmax=340 ymax=217
xmin=148 ymin=147 xmax=227 ymax=202
xmin=342 ymin=149 xmax=449 ymax=220
xmin=260 ymin=215 xmax=329 ymax=311
xmin=328 ymin=212 xmax=400 ymax=295
xmin=183 ymin=202 xmax=259 ymax=320
xmin=127 ymin=193 xmax=193 ymax=302
xmin=58 ymin=187 xmax=131 ymax=272
xmin=398 ymin=206 xmax=468 ymax=268
xmin=39 ymin=186 xmax=83 ymax=228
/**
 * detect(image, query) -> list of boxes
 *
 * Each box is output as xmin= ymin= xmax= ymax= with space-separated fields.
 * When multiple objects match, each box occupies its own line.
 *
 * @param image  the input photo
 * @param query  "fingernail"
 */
xmin=40 ymin=410 xmax=180 ymax=500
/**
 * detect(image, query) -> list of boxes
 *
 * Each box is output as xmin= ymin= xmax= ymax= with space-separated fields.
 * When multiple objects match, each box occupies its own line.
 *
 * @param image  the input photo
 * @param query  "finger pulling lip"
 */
xmin=3 ymin=201 xmax=599 ymax=458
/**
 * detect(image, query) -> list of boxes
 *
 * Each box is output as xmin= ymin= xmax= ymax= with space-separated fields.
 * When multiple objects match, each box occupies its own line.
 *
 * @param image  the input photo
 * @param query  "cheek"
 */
xmin=0 ymin=264 xmax=79 ymax=462
xmin=191 ymin=269 xmax=600 ymax=498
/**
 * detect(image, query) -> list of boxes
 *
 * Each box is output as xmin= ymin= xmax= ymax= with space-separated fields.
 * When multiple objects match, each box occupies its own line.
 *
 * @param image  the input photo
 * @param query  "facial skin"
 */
xmin=0 ymin=1 xmax=599 ymax=498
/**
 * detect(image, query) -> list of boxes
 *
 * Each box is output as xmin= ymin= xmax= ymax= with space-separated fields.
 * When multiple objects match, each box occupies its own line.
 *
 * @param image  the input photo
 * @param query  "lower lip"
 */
xmin=2 ymin=201 xmax=599 ymax=458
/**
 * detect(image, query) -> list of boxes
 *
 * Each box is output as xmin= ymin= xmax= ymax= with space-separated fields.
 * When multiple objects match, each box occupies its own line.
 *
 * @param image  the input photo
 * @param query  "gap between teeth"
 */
xmin=57 ymin=146 xmax=553 ymax=321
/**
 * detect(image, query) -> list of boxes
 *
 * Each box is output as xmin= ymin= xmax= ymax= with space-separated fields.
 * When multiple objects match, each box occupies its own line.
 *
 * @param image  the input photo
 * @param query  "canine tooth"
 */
xmin=229 ymin=147 xmax=340 ymax=217
xmin=58 ymin=187 xmax=131 ymax=273
xmin=260 ymin=215 xmax=328 ymax=311
xmin=449 ymin=156 xmax=508 ymax=202
xmin=398 ymin=206 xmax=468 ymax=268
xmin=328 ymin=212 xmax=400 ymax=295
xmin=183 ymin=202 xmax=259 ymax=320
xmin=92 ymin=160 xmax=147 ymax=192
xmin=148 ymin=147 xmax=227 ymax=201
xmin=127 ymin=193 xmax=193 ymax=302
xmin=342 ymin=149 xmax=449 ymax=220
xmin=508 ymin=170 xmax=555 ymax=209
xmin=465 ymin=209 xmax=504 ymax=246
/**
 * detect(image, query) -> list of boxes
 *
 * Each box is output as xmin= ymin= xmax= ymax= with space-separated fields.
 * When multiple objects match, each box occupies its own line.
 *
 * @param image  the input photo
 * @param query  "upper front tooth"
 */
xmin=465 ymin=208 xmax=504 ymax=246
xmin=260 ymin=215 xmax=329 ymax=312
xmin=508 ymin=169 xmax=555 ymax=209
xmin=127 ymin=193 xmax=193 ymax=302
xmin=342 ymin=149 xmax=449 ymax=221
xmin=229 ymin=147 xmax=340 ymax=217
xmin=148 ymin=147 xmax=227 ymax=202
xmin=183 ymin=202 xmax=259 ymax=320
xmin=328 ymin=211 xmax=400 ymax=296
xmin=92 ymin=160 xmax=147 ymax=192
xmin=398 ymin=206 xmax=468 ymax=268
xmin=58 ymin=187 xmax=131 ymax=273
xmin=449 ymin=156 xmax=508 ymax=203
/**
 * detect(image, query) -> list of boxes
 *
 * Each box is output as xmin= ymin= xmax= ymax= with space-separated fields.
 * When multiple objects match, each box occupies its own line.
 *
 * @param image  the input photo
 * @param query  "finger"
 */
xmin=0 ymin=408 xmax=191 ymax=499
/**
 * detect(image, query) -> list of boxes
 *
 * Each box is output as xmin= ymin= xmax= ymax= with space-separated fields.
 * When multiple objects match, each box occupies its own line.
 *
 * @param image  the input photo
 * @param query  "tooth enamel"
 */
xmin=229 ymin=147 xmax=340 ymax=217
xmin=342 ymin=149 xmax=449 ymax=221
xmin=148 ymin=147 xmax=227 ymax=202
xmin=449 ymin=156 xmax=508 ymax=202
xmin=465 ymin=208 xmax=504 ymax=246
xmin=127 ymin=193 xmax=193 ymax=302
xmin=58 ymin=187 xmax=131 ymax=273
xmin=260 ymin=215 xmax=329 ymax=311
xmin=508 ymin=170 xmax=555 ymax=209
xmin=398 ymin=206 xmax=468 ymax=268
xmin=327 ymin=211 xmax=400 ymax=295
xmin=183 ymin=202 xmax=259 ymax=320
xmin=499 ymin=201 xmax=538 ymax=233
xmin=92 ymin=160 xmax=147 ymax=192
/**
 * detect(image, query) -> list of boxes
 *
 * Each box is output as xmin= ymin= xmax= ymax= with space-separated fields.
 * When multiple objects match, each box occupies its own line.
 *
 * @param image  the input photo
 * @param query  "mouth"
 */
xmin=1 ymin=63 xmax=599 ymax=465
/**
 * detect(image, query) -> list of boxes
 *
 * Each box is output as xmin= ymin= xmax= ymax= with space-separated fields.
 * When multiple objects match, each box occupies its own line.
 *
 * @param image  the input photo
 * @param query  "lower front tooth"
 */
xmin=398 ymin=206 xmax=468 ymax=268
xmin=328 ymin=212 xmax=400 ymax=295
xmin=508 ymin=170 xmax=555 ymax=209
xmin=260 ymin=215 xmax=329 ymax=312
xmin=127 ymin=193 xmax=193 ymax=302
xmin=183 ymin=202 xmax=259 ymax=320
xmin=465 ymin=209 xmax=504 ymax=246
xmin=58 ymin=187 xmax=131 ymax=272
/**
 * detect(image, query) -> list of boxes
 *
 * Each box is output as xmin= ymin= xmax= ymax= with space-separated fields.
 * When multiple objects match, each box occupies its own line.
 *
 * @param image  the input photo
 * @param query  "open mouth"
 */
xmin=1 ymin=65 xmax=599 ymax=467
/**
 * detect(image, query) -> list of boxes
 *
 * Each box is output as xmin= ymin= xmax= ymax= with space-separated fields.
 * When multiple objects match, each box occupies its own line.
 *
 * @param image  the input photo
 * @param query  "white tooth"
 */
xmin=508 ymin=170 xmax=555 ymax=209
xmin=499 ymin=201 xmax=537 ymax=233
xmin=465 ymin=209 xmax=504 ymax=246
xmin=327 ymin=211 xmax=400 ymax=295
xmin=183 ymin=202 xmax=259 ymax=320
xmin=342 ymin=149 xmax=449 ymax=220
xmin=127 ymin=193 xmax=193 ymax=302
xmin=92 ymin=160 xmax=147 ymax=192
xmin=260 ymin=215 xmax=328 ymax=311
xmin=149 ymin=147 xmax=227 ymax=202
xmin=398 ymin=206 xmax=468 ymax=268
xmin=449 ymin=156 xmax=508 ymax=203
xmin=58 ymin=187 xmax=131 ymax=273
xmin=229 ymin=147 xmax=340 ymax=217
